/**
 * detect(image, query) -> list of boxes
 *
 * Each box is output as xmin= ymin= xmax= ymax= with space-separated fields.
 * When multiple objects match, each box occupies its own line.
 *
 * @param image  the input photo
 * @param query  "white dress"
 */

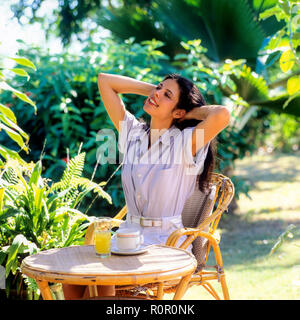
xmin=118 ymin=110 xmax=210 ymax=247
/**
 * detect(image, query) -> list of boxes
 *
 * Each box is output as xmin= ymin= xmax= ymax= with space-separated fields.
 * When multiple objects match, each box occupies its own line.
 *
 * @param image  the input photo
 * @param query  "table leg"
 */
xmin=157 ymin=282 xmax=164 ymax=300
xmin=88 ymin=285 xmax=98 ymax=298
xmin=36 ymin=280 xmax=53 ymax=300
xmin=173 ymin=273 xmax=192 ymax=300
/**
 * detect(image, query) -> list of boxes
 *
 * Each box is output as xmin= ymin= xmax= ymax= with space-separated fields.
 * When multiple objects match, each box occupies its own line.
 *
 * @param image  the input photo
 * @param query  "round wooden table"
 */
xmin=21 ymin=244 xmax=197 ymax=300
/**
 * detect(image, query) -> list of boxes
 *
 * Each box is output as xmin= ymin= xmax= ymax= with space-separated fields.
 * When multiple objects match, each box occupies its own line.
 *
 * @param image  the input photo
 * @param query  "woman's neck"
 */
xmin=149 ymin=117 xmax=173 ymax=131
xmin=148 ymin=118 xmax=173 ymax=148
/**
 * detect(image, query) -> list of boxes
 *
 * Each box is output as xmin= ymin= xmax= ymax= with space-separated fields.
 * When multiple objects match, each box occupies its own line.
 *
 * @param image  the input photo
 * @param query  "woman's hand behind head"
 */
xmin=178 ymin=107 xmax=206 ymax=123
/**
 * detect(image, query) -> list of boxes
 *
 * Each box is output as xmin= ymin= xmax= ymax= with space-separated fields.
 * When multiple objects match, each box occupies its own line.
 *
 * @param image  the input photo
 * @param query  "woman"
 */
xmin=114 ymin=72 xmax=230 ymax=245
xmin=63 ymin=72 xmax=230 ymax=299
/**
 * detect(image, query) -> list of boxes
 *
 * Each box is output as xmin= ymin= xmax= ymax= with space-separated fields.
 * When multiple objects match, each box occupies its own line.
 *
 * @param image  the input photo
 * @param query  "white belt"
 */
xmin=127 ymin=213 xmax=181 ymax=228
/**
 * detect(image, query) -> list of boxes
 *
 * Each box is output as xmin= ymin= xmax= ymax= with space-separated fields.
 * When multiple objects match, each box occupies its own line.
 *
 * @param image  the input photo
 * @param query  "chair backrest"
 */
xmin=181 ymin=173 xmax=234 ymax=271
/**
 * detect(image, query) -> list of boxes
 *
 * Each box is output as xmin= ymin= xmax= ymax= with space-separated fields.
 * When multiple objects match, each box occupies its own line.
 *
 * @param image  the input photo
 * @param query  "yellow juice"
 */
xmin=95 ymin=231 xmax=111 ymax=256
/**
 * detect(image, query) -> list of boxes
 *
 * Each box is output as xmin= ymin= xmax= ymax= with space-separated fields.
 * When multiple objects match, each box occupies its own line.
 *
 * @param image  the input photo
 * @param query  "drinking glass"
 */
xmin=94 ymin=217 xmax=112 ymax=258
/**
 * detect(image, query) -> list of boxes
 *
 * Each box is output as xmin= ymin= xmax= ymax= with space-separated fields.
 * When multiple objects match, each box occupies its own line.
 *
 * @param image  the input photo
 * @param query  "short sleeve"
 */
xmin=182 ymin=127 xmax=210 ymax=175
xmin=118 ymin=110 xmax=144 ymax=154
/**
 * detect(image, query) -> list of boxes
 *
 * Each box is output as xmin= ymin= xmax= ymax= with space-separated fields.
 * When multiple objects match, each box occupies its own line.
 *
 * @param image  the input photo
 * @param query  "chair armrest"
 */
xmin=166 ymin=227 xmax=219 ymax=250
xmin=113 ymin=205 xmax=127 ymax=220
xmin=214 ymin=230 xmax=221 ymax=243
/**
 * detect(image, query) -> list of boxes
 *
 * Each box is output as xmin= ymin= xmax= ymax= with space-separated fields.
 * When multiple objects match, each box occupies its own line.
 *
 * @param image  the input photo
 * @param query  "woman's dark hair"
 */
xmin=163 ymin=73 xmax=218 ymax=193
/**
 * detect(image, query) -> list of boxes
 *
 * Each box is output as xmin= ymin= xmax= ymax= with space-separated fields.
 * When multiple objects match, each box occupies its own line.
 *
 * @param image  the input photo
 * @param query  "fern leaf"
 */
xmin=22 ymin=274 xmax=40 ymax=299
xmin=2 ymin=167 xmax=19 ymax=185
xmin=73 ymin=177 xmax=112 ymax=205
xmin=49 ymin=152 xmax=112 ymax=208
xmin=59 ymin=152 xmax=85 ymax=191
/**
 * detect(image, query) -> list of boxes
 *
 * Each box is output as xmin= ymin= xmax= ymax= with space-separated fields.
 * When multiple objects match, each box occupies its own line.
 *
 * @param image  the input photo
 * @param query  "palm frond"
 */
xmin=230 ymin=64 xmax=269 ymax=103
xmin=254 ymin=94 xmax=300 ymax=117
xmin=96 ymin=0 xmax=283 ymax=64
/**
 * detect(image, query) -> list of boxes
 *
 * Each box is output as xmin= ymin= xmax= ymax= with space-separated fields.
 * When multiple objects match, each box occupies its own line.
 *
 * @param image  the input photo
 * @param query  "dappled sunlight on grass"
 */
xmin=234 ymin=151 xmax=300 ymax=218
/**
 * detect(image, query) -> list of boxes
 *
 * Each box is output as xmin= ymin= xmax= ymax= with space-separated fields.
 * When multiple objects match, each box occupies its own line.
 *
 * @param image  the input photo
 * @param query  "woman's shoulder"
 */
xmin=122 ymin=110 xmax=148 ymax=130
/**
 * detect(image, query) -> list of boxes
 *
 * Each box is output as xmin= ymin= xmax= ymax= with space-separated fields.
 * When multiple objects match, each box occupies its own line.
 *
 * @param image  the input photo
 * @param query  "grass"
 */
xmin=167 ymin=151 xmax=300 ymax=300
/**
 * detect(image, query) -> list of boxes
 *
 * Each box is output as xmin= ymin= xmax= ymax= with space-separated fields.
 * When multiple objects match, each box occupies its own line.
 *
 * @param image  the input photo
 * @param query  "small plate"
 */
xmin=111 ymin=242 xmax=149 ymax=256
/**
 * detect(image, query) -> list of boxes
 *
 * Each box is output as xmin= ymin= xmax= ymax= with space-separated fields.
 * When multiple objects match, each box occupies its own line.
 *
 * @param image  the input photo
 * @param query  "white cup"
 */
xmin=116 ymin=228 xmax=144 ymax=251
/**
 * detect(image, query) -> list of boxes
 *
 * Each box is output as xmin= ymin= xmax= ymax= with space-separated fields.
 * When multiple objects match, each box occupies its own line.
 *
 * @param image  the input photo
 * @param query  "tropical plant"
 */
xmin=237 ymin=0 xmax=300 ymax=154
xmin=96 ymin=0 xmax=283 ymax=63
xmin=0 ymin=43 xmax=37 ymax=161
xmin=258 ymin=0 xmax=300 ymax=108
xmin=0 ymin=151 xmax=111 ymax=299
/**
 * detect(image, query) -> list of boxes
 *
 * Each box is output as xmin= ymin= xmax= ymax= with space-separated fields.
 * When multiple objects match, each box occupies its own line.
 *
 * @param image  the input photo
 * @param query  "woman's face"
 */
xmin=144 ymin=79 xmax=185 ymax=122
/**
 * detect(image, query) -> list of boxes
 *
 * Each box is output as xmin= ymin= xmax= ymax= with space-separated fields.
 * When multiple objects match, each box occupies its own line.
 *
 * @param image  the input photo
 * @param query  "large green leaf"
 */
xmin=0 ymin=113 xmax=29 ymax=142
xmin=5 ymin=234 xmax=28 ymax=277
xmin=0 ymin=122 xmax=28 ymax=153
xmin=0 ymin=81 xmax=37 ymax=114
xmin=28 ymin=160 xmax=42 ymax=186
xmin=254 ymin=94 xmax=300 ymax=117
xmin=9 ymin=68 xmax=30 ymax=80
xmin=158 ymin=0 xmax=265 ymax=62
xmin=0 ymin=103 xmax=17 ymax=123
xmin=9 ymin=57 xmax=37 ymax=71
xmin=0 ymin=145 xmax=26 ymax=163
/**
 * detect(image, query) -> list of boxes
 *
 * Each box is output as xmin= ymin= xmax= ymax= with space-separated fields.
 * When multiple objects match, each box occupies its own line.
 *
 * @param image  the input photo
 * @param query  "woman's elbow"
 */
xmin=98 ymin=73 xmax=106 ymax=81
xmin=98 ymin=73 xmax=109 ymax=88
xmin=219 ymin=107 xmax=231 ymax=127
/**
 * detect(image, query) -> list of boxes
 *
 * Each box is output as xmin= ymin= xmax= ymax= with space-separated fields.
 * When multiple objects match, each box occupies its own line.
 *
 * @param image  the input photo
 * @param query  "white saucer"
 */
xmin=111 ymin=242 xmax=149 ymax=256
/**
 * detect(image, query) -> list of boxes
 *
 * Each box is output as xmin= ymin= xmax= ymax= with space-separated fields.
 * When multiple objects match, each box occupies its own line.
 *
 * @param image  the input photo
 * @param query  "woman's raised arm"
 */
xmin=97 ymin=73 xmax=155 ymax=131
xmin=185 ymin=105 xmax=231 ymax=157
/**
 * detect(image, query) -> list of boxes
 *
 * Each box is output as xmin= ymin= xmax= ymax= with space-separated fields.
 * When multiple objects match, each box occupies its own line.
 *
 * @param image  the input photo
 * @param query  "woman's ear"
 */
xmin=173 ymin=109 xmax=186 ymax=119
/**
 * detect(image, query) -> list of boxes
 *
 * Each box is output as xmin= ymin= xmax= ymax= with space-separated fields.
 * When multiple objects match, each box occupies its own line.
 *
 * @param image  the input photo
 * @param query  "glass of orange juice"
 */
xmin=94 ymin=217 xmax=112 ymax=258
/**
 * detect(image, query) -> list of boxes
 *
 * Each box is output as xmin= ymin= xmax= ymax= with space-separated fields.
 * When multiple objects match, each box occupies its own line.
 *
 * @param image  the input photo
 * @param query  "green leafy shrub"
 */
xmin=0 ymin=152 xmax=111 ymax=299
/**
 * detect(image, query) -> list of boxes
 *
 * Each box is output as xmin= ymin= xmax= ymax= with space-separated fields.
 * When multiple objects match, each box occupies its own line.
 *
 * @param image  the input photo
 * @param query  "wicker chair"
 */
xmin=84 ymin=172 xmax=234 ymax=300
